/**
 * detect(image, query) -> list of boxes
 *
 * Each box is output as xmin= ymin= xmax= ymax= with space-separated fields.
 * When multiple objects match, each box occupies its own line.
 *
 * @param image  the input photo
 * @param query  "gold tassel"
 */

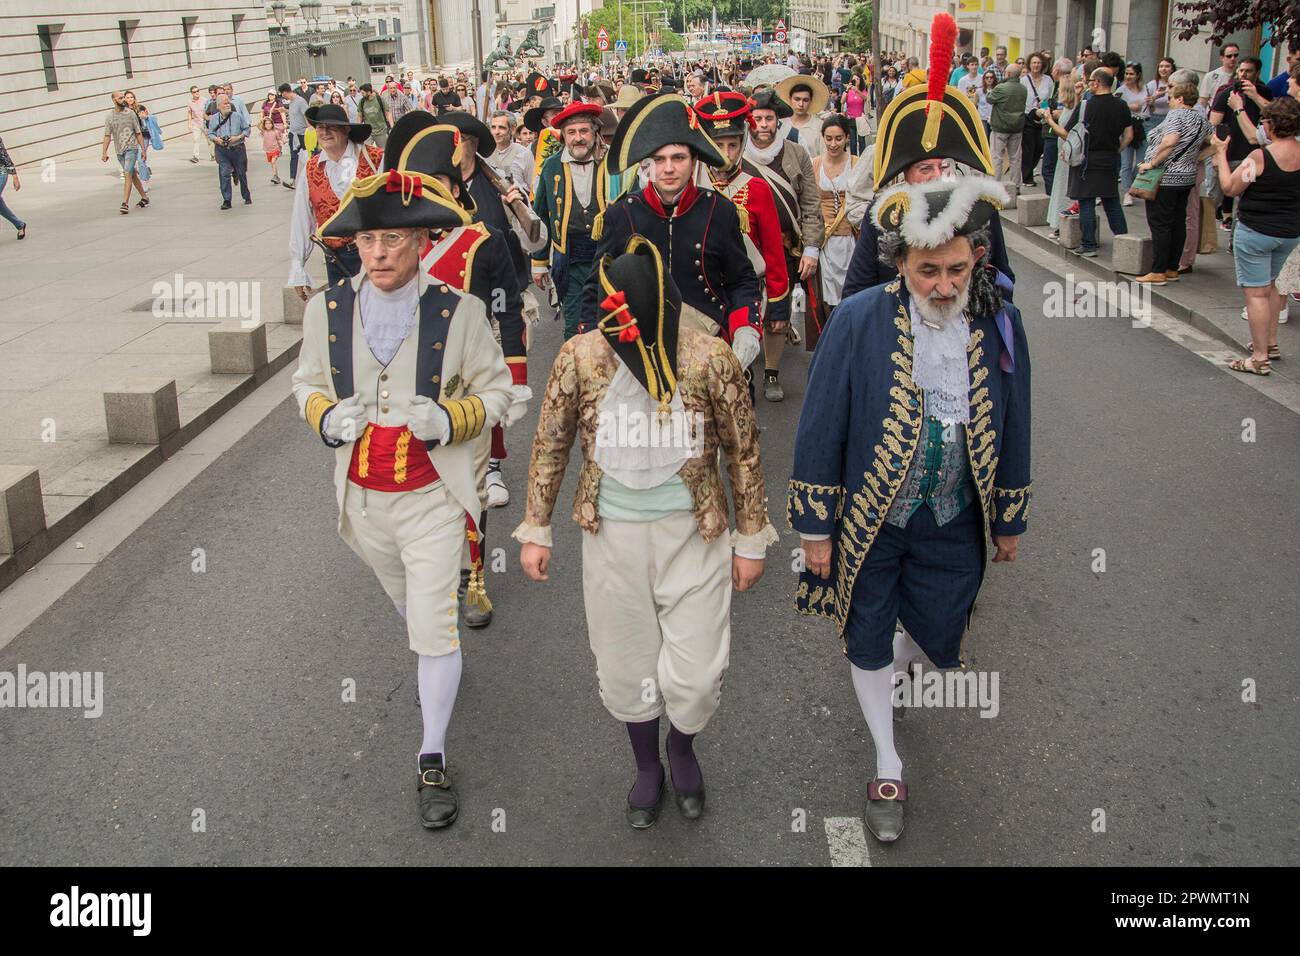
xmin=466 ymin=566 xmax=493 ymax=613
xmin=591 ymin=209 xmax=605 ymax=241
xmin=735 ymin=204 xmax=750 ymax=234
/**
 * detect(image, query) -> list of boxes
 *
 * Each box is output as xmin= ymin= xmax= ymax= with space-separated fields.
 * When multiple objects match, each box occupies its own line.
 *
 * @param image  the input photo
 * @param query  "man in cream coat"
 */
xmin=291 ymin=167 xmax=512 ymax=830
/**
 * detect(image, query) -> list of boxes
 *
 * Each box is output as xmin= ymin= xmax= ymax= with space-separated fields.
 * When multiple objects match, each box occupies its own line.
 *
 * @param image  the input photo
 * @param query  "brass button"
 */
xmin=330 ymin=366 xmax=340 ymax=374
xmin=433 ymin=342 xmax=443 ymax=350
xmin=440 ymin=285 xmax=449 ymax=293
xmin=328 ymin=334 xmax=337 ymax=342
xmin=694 ymin=243 xmax=701 ymax=249
xmin=461 ymin=251 xmax=468 ymax=258
xmin=380 ymin=389 xmax=389 ymax=399
xmin=432 ymin=375 xmax=440 ymax=383
xmin=327 ymin=300 xmax=337 ymax=310
xmin=380 ymin=373 xmax=388 ymax=381
xmin=381 ymin=405 xmax=389 ymax=414
xmin=694 ymin=259 xmax=700 ymax=266
xmin=458 ymin=270 xmax=465 ymax=277
xmin=337 ymin=279 xmax=346 ymax=286
xmin=441 ymin=309 xmax=450 ymax=317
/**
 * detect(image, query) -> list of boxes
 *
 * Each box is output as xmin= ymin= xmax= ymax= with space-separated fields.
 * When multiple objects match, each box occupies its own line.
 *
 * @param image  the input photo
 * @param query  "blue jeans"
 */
xmin=288 ymin=132 xmax=306 ymax=181
xmin=1041 ymin=136 xmax=1059 ymax=197
xmin=0 ymin=171 xmax=24 ymax=230
xmin=1119 ymin=143 xmax=1142 ymax=194
xmin=1079 ymin=196 xmax=1128 ymax=252
xmin=215 ymin=144 xmax=251 ymax=203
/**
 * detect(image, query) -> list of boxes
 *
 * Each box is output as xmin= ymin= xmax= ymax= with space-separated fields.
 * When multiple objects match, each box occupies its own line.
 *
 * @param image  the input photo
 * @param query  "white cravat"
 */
xmin=359 ymin=275 xmax=419 ymax=367
xmin=562 ymin=146 xmax=596 ymax=206
xmin=911 ymin=311 xmax=972 ymax=427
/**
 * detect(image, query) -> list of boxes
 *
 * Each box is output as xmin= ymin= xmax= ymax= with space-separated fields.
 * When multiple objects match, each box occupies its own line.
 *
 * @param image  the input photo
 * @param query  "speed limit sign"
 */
xmin=597 ymin=27 xmax=610 ymax=52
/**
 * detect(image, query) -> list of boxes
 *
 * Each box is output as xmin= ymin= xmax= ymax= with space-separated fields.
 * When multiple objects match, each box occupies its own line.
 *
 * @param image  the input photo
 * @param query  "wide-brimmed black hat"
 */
xmin=523 ymin=97 xmax=564 ymax=133
xmin=596 ymin=236 xmax=681 ymax=407
xmin=873 ymin=83 xmax=993 ymax=189
xmin=383 ymin=111 xmax=440 ymax=173
xmin=318 ymin=169 xmax=470 ymax=239
xmin=303 ymin=103 xmax=371 ymax=143
xmin=629 ymin=68 xmax=649 ymax=86
xmin=747 ymin=89 xmax=793 ymax=119
xmin=692 ymin=90 xmax=753 ymax=139
xmin=438 ymin=112 xmax=492 ymax=155
xmin=387 ymin=120 xmax=479 ymax=214
xmin=608 ymin=93 xmax=724 ymax=172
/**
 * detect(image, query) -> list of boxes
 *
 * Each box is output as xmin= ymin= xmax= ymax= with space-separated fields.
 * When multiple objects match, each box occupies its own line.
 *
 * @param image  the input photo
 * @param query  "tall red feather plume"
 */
xmin=927 ymin=13 xmax=958 ymax=109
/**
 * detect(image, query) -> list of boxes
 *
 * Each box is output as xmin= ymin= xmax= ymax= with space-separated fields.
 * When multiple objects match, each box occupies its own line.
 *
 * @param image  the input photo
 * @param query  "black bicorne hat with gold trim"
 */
xmin=608 ymin=93 xmax=724 ymax=172
xmin=596 ymin=236 xmax=681 ymax=411
xmin=870 ymin=176 xmax=1009 ymax=250
xmin=319 ymin=169 xmax=470 ymax=239
xmin=872 ymin=12 xmax=993 ymax=189
xmin=385 ymin=117 xmax=478 ymax=216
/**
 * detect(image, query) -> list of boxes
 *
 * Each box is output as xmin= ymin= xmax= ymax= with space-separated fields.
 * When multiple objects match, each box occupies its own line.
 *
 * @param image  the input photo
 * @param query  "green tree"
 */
xmin=1174 ymin=0 xmax=1300 ymax=52
xmin=580 ymin=3 xmax=685 ymax=62
xmin=845 ymin=2 xmax=873 ymax=52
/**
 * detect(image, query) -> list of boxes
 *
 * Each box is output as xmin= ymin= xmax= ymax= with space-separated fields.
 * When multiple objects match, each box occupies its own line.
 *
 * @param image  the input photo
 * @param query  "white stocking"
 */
xmin=850 ymin=663 xmax=903 ymax=781
xmin=891 ymin=626 xmax=927 ymax=678
xmin=417 ymin=651 xmax=462 ymax=761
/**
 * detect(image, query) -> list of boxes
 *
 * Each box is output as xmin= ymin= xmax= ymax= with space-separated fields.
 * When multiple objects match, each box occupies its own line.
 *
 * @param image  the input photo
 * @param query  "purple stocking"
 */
xmin=625 ymin=717 xmax=664 ymax=805
xmin=667 ymin=724 xmax=703 ymax=795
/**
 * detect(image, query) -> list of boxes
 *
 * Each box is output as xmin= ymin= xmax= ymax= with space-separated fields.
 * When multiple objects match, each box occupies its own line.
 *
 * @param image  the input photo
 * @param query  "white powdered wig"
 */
xmin=871 ymin=176 xmax=1010 ymax=251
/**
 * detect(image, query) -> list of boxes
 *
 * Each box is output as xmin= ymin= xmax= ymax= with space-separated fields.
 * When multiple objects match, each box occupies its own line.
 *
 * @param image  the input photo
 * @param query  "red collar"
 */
xmin=641 ymin=177 xmax=701 ymax=218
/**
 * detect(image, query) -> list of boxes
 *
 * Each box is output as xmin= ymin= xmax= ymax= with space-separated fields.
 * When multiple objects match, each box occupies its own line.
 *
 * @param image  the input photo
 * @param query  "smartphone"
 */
xmin=1214 ymin=122 xmax=1232 ymax=141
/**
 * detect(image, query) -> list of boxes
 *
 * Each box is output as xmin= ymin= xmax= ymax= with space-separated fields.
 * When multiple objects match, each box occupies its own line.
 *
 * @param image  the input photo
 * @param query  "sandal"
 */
xmin=1227 ymin=357 xmax=1271 ymax=376
xmin=119 ymin=202 xmax=129 ymax=215
xmin=137 ymin=197 xmax=150 ymax=208
xmin=1247 ymin=342 xmax=1281 ymax=361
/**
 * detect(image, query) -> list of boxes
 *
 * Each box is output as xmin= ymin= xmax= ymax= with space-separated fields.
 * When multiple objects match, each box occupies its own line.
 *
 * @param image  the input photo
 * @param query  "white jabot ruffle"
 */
xmin=590 ymin=362 xmax=699 ymax=489
xmin=911 ymin=311 xmax=972 ymax=426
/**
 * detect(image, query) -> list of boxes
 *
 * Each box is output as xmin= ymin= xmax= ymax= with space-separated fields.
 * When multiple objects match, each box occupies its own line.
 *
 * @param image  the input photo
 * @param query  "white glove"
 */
xmin=731 ymin=326 xmax=761 ymax=369
xmin=502 ymin=384 xmax=533 ymax=428
xmin=407 ymin=395 xmax=449 ymax=444
xmin=322 ymin=394 xmax=369 ymax=443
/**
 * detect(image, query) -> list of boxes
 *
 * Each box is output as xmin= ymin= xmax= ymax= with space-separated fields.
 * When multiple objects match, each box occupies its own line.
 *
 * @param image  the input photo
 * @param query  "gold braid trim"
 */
xmin=787 ymin=479 xmax=844 ymax=526
xmin=305 ymin=392 xmax=335 ymax=434
xmin=437 ymin=396 xmax=487 ymax=444
xmin=994 ymin=484 xmax=1033 ymax=523
xmin=356 ymin=424 xmax=373 ymax=478
xmin=394 ymin=430 xmax=411 ymax=484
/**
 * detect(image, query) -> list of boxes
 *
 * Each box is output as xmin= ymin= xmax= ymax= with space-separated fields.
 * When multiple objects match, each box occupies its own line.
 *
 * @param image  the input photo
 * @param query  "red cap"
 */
xmin=549 ymin=102 xmax=605 ymax=130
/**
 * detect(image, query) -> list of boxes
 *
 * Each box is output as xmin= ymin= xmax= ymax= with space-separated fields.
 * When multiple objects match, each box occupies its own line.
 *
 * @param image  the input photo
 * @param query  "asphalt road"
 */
xmin=2 ymin=247 xmax=1297 ymax=866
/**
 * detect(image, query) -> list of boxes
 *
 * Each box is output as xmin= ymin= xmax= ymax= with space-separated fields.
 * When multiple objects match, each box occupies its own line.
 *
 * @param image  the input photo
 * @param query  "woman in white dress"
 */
xmin=812 ymin=116 xmax=871 ymax=312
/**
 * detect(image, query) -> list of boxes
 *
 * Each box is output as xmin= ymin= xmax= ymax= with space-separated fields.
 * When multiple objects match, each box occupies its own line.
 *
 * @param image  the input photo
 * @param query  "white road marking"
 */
xmin=824 ymin=816 xmax=872 ymax=867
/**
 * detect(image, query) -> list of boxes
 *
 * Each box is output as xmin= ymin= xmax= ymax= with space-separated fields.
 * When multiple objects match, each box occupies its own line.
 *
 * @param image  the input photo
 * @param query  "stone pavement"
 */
xmin=1001 ymin=181 xmax=1300 ymax=385
xmin=0 ymin=141 xmax=307 ymax=589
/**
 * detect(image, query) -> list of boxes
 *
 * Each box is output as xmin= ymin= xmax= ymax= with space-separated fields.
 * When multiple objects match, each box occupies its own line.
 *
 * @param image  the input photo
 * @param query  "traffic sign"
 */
xmin=775 ymin=29 xmax=787 ymax=43
xmin=751 ymin=33 xmax=761 ymax=44
xmin=776 ymin=18 xmax=786 ymax=29
xmin=581 ymin=21 xmax=589 ymax=41
xmin=615 ymin=39 xmax=628 ymax=53
xmin=597 ymin=27 xmax=610 ymax=52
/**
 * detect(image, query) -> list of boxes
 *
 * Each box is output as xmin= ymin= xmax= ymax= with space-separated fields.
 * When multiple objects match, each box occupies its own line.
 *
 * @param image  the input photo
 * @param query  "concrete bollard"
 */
xmin=209 ymin=321 xmax=268 ymax=374
xmin=1059 ymin=215 xmax=1082 ymax=249
xmin=0 ymin=466 xmax=46 ymax=555
xmin=104 ymin=379 xmax=181 ymax=445
xmin=1015 ymin=193 xmax=1050 ymax=227
xmin=1112 ymin=234 xmax=1154 ymax=275
xmin=281 ymin=285 xmax=321 ymax=326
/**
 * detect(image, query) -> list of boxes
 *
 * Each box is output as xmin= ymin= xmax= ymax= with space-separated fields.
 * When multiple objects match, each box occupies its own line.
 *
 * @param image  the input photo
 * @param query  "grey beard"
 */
xmin=909 ymin=281 xmax=971 ymax=330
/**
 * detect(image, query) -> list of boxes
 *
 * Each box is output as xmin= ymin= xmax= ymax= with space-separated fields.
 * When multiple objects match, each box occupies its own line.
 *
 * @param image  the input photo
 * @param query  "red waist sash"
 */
xmin=347 ymin=424 xmax=439 ymax=492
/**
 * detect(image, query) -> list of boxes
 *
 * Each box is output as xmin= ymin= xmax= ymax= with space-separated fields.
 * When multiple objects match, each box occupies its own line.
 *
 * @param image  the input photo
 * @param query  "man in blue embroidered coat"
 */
xmin=788 ymin=175 xmax=1031 ymax=844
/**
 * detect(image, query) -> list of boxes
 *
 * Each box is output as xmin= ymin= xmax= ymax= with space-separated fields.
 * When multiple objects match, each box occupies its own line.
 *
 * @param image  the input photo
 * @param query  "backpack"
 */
xmin=1062 ymin=97 xmax=1089 ymax=167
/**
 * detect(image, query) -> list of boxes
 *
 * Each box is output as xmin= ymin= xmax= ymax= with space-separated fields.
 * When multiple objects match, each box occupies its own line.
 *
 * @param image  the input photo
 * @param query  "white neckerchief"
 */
xmin=591 ymin=362 xmax=697 ymax=488
xmin=562 ymin=145 xmax=597 ymax=205
xmin=359 ymin=275 xmax=420 ymax=367
xmin=910 ymin=306 xmax=972 ymax=427
xmin=746 ymin=134 xmax=784 ymax=167
xmin=320 ymin=142 xmax=362 ymax=199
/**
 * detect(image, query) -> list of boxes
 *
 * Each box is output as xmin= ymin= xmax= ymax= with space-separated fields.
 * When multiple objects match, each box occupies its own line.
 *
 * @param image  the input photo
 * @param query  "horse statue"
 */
xmin=485 ymin=34 xmax=516 ymax=73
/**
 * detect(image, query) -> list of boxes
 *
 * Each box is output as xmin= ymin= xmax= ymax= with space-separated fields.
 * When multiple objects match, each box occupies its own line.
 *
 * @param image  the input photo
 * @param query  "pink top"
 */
xmin=260 ymin=127 xmax=282 ymax=153
xmin=188 ymin=98 xmax=207 ymax=129
xmin=845 ymin=88 xmax=866 ymax=119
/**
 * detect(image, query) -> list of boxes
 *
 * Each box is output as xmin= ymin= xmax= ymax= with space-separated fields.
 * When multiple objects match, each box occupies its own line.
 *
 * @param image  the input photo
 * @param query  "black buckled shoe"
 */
xmin=626 ymin=778 xmax=664 ymax=830
xmin=863 ymin=778 xmax=906 ymax=843
xmin=417 ymin=754 xmax=458 ymax=829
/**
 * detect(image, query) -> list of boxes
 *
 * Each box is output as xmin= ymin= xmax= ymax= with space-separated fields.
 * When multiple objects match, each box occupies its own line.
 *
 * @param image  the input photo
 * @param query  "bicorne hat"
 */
xmin=692 ymin=90 xmax=754 ymax=139
xmin=746 ymin=89 xmax=793 ymax=119
xmin=318 ymin=169 xmax=471 ymax=240
xmin=595 ymin=236 xmax=681 ymax=409
xmin=607 ymin=93 xmax=724 ymax=172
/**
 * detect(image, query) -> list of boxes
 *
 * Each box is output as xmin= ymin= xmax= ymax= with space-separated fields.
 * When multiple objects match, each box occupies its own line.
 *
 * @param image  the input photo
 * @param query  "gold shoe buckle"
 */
xmin=420 ymin=768 xmax=446 ymax=787
xmin=877 ymin=782 xmax=900 ymax=800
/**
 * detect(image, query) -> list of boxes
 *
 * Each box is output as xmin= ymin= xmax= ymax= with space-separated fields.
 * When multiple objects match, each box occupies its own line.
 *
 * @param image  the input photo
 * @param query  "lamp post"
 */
xmin=272 ymin=1 xmax=287 ymax=34
xmin=300 ymin=0 xmax=321 ymax=32
xmin=350 ymin=0 xmax=362 ymax=27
